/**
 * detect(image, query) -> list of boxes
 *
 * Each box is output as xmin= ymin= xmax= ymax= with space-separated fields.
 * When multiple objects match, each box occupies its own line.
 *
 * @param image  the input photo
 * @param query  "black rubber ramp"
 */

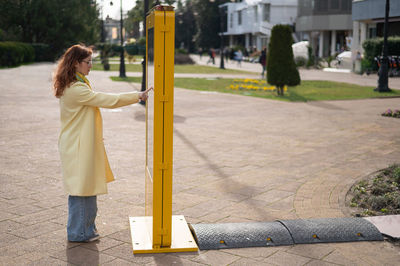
xmin=190 ymin=222 xmax=293 ymax=250
xmin=278 ymin=217 xmax=384 ymax=244
xmin=190 ymin=218 xmax=383 ymax=250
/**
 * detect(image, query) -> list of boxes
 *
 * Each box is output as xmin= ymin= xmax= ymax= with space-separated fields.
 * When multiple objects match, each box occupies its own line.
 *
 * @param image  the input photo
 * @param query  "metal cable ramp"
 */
xmin=190 ymin=218 xmax=383 ymax=250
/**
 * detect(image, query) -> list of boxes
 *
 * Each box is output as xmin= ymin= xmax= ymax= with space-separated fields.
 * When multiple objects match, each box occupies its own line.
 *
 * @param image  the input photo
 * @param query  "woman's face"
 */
xmin=76 ymin=55 xmax=92 ymax=76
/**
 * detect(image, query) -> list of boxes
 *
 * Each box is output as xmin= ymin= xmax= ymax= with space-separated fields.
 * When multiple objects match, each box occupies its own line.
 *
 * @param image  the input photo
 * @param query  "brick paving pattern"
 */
xmin=0 ymin=63 xmax=399 ymax=265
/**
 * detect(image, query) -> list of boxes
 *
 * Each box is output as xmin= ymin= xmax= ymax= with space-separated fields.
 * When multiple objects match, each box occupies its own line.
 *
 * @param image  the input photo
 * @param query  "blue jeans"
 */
xmin=67 ymin=195 xmax=98 ymax=242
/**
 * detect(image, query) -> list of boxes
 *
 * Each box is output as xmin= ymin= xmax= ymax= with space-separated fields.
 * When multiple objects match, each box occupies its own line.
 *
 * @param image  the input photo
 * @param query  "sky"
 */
xmin=99 ymin=0 xmax=136 ymax=20
xmin=99 ymin=0 xmax=181 ymax=20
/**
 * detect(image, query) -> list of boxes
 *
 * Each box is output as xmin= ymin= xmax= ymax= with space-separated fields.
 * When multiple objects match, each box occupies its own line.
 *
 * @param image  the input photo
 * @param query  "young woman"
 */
xmin=53 ymin=44 xmax=150 ymax=242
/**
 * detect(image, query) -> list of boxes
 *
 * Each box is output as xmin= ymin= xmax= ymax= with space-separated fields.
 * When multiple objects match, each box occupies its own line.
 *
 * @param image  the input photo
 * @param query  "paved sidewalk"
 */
xmin=0 ymin=63 xmax=400 ymax=265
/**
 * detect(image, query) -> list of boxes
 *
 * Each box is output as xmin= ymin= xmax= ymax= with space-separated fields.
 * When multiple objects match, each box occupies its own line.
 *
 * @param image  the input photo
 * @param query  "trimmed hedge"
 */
xmin=0 ymin=42 xmax=35 ymax=67
xmin=362 ymin=36 xmax=400 ymax=71
xmin=31 ymin=43 xmax=52 ymax=62
xmin=174 ymin=53 xmax=194 ymax=65
xmin=267 ymin=24 xmax=300 ymax=96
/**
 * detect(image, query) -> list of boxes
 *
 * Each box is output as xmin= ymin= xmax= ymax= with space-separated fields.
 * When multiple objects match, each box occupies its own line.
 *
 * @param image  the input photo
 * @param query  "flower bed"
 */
xmin=349 ymin=164 xmax=400 ymax=216
xmin=228 ymin=79 xmax=287 ymax=92
xmin=381 ymin=109 xmax=400 ymax=118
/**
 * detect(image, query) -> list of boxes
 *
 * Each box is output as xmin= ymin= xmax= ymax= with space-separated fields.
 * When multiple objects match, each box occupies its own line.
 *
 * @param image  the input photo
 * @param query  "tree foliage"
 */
xmin=175 ymin=0 xmax=196 ymax=52
xmin=125 ymin=0 xmax=176 ymax=41
xmin=267 ymin=24 xmax=300 ymax=96
xmin=192 ymin=0 xmax=222 ymax=49
xmin=125 ymin=0 xmax=148 ymax=40
xmin=0 ymin=0 xmax=99 ymax=60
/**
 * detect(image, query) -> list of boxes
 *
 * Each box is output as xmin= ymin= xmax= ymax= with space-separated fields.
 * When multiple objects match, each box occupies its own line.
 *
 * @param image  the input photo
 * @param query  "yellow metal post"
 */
xmin=129 ymin=5 xmax=198 ymax=254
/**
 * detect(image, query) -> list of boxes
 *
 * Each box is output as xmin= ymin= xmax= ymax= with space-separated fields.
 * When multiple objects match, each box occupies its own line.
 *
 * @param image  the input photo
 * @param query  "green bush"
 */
xmin=175 ymin=53 xmax=194 ymax=65
xmin=125 ymin=44 xmax=145 ymax=56
xmin=267 ymin=25 xmax=300 ymax=95
xmin=363 ymin=36 xmax=400 ymax=71
xmin=176 ymin=48 xmax=188 ymax=55
xmin=295 ymin=56 xmax=306 ymax=67
xmin=31 ymin=43 xmax=52 ymax=61
xmin=0 ymin=41 xmax=35 ymax=66
xmin=306 ymin=46 xmax=315 ymax=68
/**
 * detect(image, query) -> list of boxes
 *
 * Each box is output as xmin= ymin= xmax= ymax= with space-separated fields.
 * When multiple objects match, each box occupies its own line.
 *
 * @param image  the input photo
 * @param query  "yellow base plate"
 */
xmin=129 ymin=215 xmax=198 ymax=254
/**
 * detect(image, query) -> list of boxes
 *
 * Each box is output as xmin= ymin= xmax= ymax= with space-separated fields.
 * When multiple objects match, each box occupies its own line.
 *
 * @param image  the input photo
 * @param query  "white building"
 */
xmin=220 ymin=0 xmax=298 ymax=51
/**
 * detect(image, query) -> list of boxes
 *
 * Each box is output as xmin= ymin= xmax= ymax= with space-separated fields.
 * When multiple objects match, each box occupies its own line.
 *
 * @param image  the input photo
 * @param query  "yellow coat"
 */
xmin=58 ymin=81 xmax=139 ymax=196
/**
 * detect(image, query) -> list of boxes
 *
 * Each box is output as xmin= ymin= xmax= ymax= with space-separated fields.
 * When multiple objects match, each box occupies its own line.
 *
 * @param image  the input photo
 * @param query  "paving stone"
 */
xmin=322 ymin=249 xmax=358 ymax=266
xmin=229 ymin=257 xmax=272 ymax=266
xmin=223 ymin=246 xmax=287 ymax=261
xmin=286 ymin=243 xmax=335 ymax=260
xmin=0 ymin=220 xmax=25 ymax=233
xmin=0 ymin=232 xmax=24 ymax=248
xmin=264 ymin=251 xmax=312 ymax=266
xmin=191 ymin=250 xmax=240 ymax=265
xmin=10 ymin=221 xmax=65 ymax=239
xmin=5 ymin=204 xmax=44 ymax=216
xmin=28 ymin=256 xmax=69 ymax=266
xmin=102 ymin=243 xmax=166 ymax=264
xmin=82 ymin=237 xmax=125 ymax=252
xmin=52 ymin=245 xmax=116 ymax=265
xmin=305 ymin=259 xmax=339 ymax=266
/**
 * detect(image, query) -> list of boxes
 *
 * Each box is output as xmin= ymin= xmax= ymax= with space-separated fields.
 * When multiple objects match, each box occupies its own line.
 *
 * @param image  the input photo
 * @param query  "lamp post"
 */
xmin=141 ymin=0 xmax=149 ymax=98
xmin=375 ymin=0 xmax=391 ymax=92
xmin=209 ymin=0 xmax=225 ymax=69
xmin=211 ymin=0 xmax=236 ymax=69
xmin=219 ymin=5 xmax=225 ymax=69
xmin=110 ymin=0 xmax=126 ymax=78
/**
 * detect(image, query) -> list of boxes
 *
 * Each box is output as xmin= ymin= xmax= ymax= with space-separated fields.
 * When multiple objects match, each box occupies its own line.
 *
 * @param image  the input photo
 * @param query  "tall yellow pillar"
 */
xmin=129 ymin=5 xmax=198 ymax=254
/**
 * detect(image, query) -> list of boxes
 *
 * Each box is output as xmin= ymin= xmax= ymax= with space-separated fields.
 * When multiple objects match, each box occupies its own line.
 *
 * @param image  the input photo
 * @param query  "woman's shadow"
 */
xmin=66 ymin=241 xmax=99 ymax=265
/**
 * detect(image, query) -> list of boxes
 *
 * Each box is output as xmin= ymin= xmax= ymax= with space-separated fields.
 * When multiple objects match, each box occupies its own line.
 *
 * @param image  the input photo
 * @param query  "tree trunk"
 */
xmin=278 ymin=86 xmax=284 ymax=96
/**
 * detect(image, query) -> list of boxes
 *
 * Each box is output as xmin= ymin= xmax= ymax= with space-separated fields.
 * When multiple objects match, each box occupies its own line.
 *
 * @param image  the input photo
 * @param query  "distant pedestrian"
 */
xmin=207 ymin=48 xmax=215 ymax=65
xmin=234 ymin=49 xmax=243 ymax=66
xmin=229 ymin=49 xmax=235 ymax=61
xmin=198 ymin=47 xmax=203 ymax=60
xmin=224 ymin=48 xmax=230 ymax=63
xmin=244 ymin=48 xmax=249 ymax=61
xmin=53 ymin=44 xmax=151 ymax=243
xmin=259 ymin=47 xmax=267 ymax=77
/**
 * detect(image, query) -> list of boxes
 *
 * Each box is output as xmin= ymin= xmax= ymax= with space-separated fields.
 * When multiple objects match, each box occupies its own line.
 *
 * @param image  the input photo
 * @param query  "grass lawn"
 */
xmin=110 ymin=76 xmax=400 ymax=102
xmin=92 ymin=63 xmax=254 ymax=74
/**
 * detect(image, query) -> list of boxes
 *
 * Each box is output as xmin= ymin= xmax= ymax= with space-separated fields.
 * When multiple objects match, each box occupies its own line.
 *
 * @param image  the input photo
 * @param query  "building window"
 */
xmin=112 ymin=27 xmax=118 ymax=39
xmin=263 ymin=4 xmax=270 ymax=22
xmin=330 ymin=0 xmax=339 ymax=9
xmin=341 ymin=0 xmax=351 ymax=12
xmin=315 ymin=0 xmax=328 ymax=12
xmin=230 ymin=13 xmax=233 ymax=28
xmin=369 ymin=27 xmax=377 ymax=39
xmin=238 ymin=10 xmax=242 ymax=25
xmin=254 ymin=6 xmax=258 ymax=22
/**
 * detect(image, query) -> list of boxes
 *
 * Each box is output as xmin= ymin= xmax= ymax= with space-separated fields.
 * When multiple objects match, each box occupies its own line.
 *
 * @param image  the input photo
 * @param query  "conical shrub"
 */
xmin=267 ymin=25 xmax=300 ymax=95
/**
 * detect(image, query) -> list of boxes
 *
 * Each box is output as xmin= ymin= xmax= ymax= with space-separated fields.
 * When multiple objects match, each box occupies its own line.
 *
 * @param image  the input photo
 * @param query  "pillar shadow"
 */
xmin=174 ymin=128 xmax=267 ymax=213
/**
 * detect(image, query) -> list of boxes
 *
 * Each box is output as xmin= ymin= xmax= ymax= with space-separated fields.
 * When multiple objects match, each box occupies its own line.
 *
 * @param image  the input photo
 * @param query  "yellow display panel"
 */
xmin=130 ymin=5 xmax=198 ymax=254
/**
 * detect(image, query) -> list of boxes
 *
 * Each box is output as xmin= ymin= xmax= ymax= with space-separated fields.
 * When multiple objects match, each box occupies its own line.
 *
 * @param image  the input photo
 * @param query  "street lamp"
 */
xmin=209 ymin=0 xmax=225 ymax=69
xmin=375 ymin=0 xmax=391 ymax=92
xmin=211 ymin=0 xmax=236 ymax=69
xmin=219 ymin=5 xmax=226 ymax=69
xmin=110 ymin=0 xmax=126 ymax=78
xmin=141 ymin=0 xmax=149 ymax=99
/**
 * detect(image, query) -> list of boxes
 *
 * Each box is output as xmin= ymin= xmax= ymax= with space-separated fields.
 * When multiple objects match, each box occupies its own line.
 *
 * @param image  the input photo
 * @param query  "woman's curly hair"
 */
xmin=53 ymin=44 xmax=92 ymax=98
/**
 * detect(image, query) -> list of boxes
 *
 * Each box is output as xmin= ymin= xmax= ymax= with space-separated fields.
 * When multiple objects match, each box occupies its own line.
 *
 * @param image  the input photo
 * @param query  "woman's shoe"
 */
xmin=86 ymin=234 xmax=100 ymax=242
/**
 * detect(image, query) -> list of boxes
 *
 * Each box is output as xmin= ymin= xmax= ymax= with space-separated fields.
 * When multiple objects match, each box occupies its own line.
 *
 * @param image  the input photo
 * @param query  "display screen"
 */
xmin=147 ymin=27 xmax=154 ymax=179
xmin=145 ymin=27 xmax=154 ymax=217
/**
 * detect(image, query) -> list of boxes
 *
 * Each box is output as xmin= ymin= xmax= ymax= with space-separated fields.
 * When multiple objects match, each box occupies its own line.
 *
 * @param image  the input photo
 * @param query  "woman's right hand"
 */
xmin=139 ymin=87 xmax=153 ymax=102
